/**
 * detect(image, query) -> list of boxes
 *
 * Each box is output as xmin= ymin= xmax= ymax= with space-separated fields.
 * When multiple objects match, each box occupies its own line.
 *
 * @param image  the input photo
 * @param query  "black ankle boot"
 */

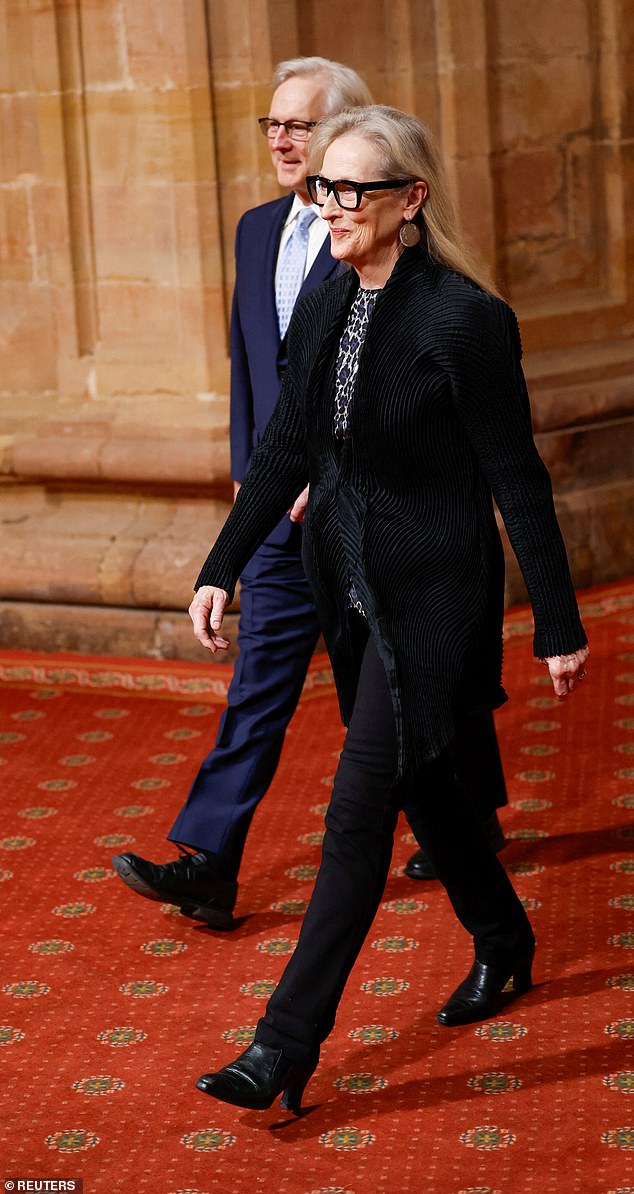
xmin=196 ymin=1041 xmax=319 ymax=1114
xmin=436 ymin=946 xmax=535 ymax=1027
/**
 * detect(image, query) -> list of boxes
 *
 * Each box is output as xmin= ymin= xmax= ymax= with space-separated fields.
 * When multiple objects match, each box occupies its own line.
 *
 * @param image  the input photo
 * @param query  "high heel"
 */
xmin=279 ymin=1059 xmax=317 ymax=1114
xmin=196 ymin=1041 xmax=319 ymax=1114
xmin=511 ymin=956 xmax=533 ymax=994
xmin=436 ymin=945 xmax=535 ymax=1027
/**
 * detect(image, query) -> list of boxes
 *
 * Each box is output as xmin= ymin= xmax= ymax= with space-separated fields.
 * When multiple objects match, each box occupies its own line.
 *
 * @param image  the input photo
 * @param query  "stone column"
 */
xmin=0 ymin=0 xmax=236 ymax=657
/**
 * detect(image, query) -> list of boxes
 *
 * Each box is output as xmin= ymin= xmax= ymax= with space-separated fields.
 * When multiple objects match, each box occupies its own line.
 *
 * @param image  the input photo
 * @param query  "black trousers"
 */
xmin=255 ymin=628 xmax=533 ymax=1063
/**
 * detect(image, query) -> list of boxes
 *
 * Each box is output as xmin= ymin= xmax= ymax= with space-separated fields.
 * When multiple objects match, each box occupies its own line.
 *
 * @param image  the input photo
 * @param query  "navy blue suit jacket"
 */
xmin=230 ymin=194 xmax=340 ymax=506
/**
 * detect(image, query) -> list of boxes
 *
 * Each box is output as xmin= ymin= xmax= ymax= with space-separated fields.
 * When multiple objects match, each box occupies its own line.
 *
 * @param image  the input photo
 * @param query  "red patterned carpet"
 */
xmin=1 ymin=580 xmax=633 ymax=1194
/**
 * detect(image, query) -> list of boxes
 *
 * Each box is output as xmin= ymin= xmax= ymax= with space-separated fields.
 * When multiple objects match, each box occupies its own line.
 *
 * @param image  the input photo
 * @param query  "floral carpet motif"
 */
xmin=0 ymin=579 xmax=632 ymax=1193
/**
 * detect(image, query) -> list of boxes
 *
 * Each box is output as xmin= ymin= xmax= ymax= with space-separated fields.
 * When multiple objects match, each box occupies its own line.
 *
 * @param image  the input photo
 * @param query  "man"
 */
xmin=112 ymin=57 xmax=506 ymax=927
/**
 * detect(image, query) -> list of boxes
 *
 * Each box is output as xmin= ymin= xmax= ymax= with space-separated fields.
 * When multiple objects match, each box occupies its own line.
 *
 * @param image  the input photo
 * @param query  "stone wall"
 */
xmin=1 ymin=0 xmax=632 ymax=660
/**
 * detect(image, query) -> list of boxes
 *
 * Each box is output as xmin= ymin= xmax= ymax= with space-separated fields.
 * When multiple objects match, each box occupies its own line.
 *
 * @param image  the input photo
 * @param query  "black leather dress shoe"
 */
xmin=436 ymin=946 xmax=535 ymax=1026
xmin=405 ymin=810 xmax=506 ymax=881
xmin=111 ymin=850 xmax=237 ymax=930
xmin=197 ymin=1041 xmax=319 ymax=1114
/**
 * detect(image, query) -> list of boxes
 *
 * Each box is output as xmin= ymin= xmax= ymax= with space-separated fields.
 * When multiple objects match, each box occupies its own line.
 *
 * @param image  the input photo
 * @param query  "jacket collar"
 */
xmin=318 ymin=245 xmax=430 ymax=316
xmin=377 ymin=244 xmax=431 ymax=297
xmin=303 ymin=268 xmax=357 ymax=406
xmin=302 ymin=247 xmax=432 ymax=411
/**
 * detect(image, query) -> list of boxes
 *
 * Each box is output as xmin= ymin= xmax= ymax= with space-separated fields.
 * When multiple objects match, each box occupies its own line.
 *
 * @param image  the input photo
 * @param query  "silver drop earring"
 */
xmin=399 ymin=220 xmax=421 ymax=247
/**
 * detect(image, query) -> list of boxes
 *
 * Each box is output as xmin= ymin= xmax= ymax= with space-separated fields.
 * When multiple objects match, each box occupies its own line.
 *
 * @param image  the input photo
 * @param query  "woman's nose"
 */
xmin=321 ymin=191 xmax=339 ymax=218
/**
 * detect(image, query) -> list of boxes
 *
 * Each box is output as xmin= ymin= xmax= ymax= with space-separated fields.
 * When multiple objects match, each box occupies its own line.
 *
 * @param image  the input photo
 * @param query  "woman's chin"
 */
xmin=328 ymin=234 xmax=353 ymax=262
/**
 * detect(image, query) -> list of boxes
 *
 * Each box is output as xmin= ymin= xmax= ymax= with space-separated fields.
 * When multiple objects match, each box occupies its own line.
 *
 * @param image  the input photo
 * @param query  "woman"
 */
xmin=189 ymin=106 xmax=589 ymax=1113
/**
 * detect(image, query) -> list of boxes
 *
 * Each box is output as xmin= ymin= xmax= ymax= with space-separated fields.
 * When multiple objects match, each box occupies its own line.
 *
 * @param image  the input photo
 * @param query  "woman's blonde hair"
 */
xmin=309 ymin=105 xmax=498 ymax=295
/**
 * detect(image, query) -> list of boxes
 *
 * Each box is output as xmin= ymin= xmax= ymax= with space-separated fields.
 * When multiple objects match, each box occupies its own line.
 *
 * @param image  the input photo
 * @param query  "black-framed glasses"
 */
xmin=306 ymin=175 xmax=413 ymax=210
xmin=258 ymin=118 xmax=318 ymax=142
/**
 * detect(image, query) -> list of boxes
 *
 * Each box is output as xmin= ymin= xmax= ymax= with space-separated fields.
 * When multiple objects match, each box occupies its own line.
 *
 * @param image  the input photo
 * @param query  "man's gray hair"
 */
xmin=272 ymin=56 xmax=373 ymax=114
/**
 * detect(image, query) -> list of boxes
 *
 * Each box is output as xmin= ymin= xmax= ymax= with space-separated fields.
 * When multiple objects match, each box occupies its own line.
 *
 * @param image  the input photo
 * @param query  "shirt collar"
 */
xmin=284 ymin=193 xmax=321 ymax=229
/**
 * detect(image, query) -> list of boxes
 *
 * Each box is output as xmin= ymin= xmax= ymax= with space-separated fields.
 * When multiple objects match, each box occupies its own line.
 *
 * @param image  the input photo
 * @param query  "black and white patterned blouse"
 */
xmin=334 ymin=286 xmax=380 ymax=438
xmin=334 ymin=286 xmax=381 ymax=615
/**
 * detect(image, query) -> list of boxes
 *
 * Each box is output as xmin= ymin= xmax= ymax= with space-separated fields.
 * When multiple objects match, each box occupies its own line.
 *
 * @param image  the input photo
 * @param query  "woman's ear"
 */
xmin=404 ymin=180 xmax=428 ymax=220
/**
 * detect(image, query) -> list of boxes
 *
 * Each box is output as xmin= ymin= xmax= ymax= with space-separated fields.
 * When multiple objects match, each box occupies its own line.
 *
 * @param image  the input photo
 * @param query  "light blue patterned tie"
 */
xmin=276 ymin=207 xmax=317 ymax=338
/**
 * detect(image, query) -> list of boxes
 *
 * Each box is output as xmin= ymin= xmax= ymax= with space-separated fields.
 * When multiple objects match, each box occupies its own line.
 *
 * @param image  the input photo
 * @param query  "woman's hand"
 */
xmin=289 ymin=484 xmax=310 ymax=524
xmin=541 ymin=645 xmax=589 ymax=698
xmin=188 ymin=586 xmax=230 ymax=653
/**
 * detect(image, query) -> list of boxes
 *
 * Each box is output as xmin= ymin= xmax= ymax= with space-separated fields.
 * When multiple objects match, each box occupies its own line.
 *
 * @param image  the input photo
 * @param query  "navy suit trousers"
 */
xmin=168 ymin=528 xmax=320 ymax=875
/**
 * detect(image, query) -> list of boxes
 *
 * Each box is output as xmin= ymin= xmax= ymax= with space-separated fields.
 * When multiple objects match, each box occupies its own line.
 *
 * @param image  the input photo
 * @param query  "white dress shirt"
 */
xmin=274 ymin=194 xmax=330 ymax=297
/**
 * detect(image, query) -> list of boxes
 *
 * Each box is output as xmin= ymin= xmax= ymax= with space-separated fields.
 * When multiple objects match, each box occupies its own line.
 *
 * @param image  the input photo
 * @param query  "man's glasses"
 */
xmin=306 ymin=175 xmax=413 ymax=211
xmin=258 ymin=118 xmax=318 ymax=142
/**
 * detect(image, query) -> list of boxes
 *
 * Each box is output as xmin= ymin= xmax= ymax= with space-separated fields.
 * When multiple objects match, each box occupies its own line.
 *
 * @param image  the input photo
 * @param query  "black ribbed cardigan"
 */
xmin=196 ymin=247 xmax=587 ymax=776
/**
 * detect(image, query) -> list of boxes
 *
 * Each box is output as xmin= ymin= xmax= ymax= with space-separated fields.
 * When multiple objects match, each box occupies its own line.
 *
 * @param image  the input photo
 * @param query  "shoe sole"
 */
xmin=111 ymin=855 xmax=165 ymax=902
xmin=180 ymin=904 xmax=235 ymax=931
xmin=111 ymin=856 xmax=235 ymax=930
